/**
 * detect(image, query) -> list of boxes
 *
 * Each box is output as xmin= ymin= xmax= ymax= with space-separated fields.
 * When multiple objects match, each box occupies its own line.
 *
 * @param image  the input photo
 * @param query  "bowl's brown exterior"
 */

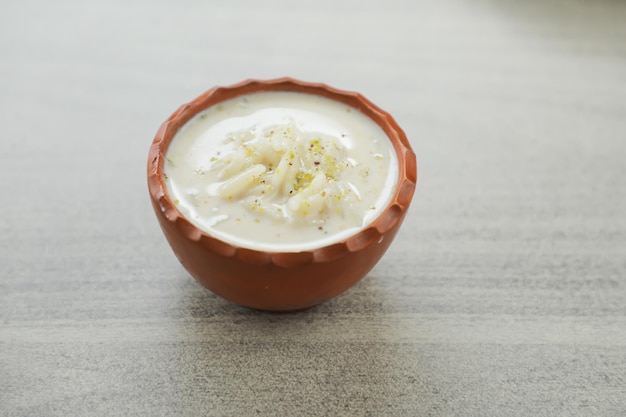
xmin=147 ymin=78 xmax=417 ymax=311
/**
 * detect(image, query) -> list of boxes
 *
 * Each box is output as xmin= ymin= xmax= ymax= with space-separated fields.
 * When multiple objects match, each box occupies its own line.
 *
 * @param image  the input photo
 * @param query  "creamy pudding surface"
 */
xmin=164 ymin=91 xmax=398 ymax=251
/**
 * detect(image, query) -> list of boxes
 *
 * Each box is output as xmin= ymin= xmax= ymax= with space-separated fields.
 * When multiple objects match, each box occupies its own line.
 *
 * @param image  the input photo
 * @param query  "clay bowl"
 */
xmin=147 ymin=78 xmax=416 ymax=311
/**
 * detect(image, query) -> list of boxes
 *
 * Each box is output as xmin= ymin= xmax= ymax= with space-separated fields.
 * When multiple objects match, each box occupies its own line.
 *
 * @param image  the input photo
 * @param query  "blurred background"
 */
xmin=1 ymin=1 xmax=625 ymax=416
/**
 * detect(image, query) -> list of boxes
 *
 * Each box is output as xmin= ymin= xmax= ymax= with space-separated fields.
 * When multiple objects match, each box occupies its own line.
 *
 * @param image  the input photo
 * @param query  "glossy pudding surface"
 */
xmin=164 ymin=91 xmax=398 ymax=251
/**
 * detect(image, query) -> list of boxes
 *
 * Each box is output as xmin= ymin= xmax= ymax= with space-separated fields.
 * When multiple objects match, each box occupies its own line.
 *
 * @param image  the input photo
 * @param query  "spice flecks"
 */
xmin=205 ymin=120 xmax=359 ymax=224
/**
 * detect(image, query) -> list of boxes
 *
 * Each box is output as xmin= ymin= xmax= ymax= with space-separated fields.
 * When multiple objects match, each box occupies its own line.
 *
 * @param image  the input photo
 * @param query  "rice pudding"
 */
xmin=163 ymin=91 xmax=398 ymax=251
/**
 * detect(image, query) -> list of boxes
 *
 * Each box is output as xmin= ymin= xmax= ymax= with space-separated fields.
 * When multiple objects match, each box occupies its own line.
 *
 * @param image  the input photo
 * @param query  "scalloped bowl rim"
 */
xmin=147 ymin=77 xmax=417 ymax=268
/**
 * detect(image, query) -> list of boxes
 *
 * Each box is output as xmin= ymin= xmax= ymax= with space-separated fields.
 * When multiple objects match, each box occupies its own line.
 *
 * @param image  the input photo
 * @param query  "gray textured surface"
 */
xmin=1 ymin=0 xmax=626 ymax=416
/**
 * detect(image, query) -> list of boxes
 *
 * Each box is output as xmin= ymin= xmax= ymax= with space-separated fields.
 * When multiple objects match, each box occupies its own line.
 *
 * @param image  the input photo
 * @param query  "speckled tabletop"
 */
xmin=1 ymin=1 xmax=625 ymax=416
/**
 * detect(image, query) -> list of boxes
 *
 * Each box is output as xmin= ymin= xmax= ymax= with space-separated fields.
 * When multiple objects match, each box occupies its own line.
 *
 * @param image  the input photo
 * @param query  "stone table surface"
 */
xmin=1 ymin=1 xmax=625 ymax=416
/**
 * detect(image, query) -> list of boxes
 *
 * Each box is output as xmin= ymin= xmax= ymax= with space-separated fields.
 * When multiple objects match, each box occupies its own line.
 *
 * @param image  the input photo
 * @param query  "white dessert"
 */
xmin=164 ymin=91 xmax=398 ymax=251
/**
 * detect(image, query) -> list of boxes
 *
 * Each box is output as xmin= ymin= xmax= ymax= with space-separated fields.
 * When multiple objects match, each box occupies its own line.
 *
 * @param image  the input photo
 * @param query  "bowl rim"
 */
xmin=147 ymin=77 xmax=417 ymax=267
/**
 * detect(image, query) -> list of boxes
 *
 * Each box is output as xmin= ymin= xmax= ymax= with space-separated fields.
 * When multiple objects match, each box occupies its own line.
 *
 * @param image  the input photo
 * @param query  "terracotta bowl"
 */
xmin=147 ymin=78 xmax=417 ymax=311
